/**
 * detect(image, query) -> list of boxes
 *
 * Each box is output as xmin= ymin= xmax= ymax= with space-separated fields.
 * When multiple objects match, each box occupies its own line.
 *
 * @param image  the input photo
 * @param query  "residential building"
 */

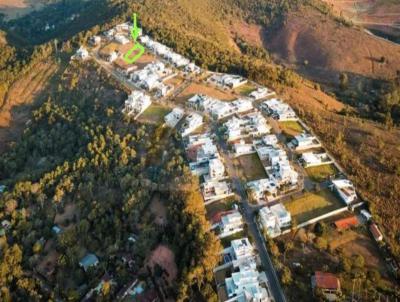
xmin=234 ymin=140 xmax=255 ymax=157
xmin=370 ymin=223 xmax=383 ymax=242
xmin=185 ymin=133 xmax=212 ymax=149
xmin=360 ymin=209 xmax=372 ymax=221
xmin=104 ymin=29 xmax=116 ymax=39
xmin=164 ymin=108 xmax=184 ymax=128
xmin=184 ymin=62 xmax=201 ymax=74
xmin=201 ymin=180 xmax=233 ymax=203
xmin=247 ymin=179 xmax=278 ymax=203
xmin=219 ymin=211 xmax=244 ymax=238
xmin=301 ymin=152 xmax=332 ymax=168
xmin=330 ymin=179 xmax=357 ymax=205
xmin=89 ymin=35 xmax=101 ymax=46
xmin=311 ymin=271 xmax=341 ymax=301
xmin=270 ymin=203 xmax=291 ymax=228
xmin=229 ymin=238 xmax=255 ymax=266
xmin=155 ymin=83 xmax=174 ymax=98
xmin=75 ymin=46 xmax=89 ymax=60
xmin=79 ymin=253 xmax=99 ymax=272
xmin=261 ymin=98 xmax=297 ymax=121
xmin=210 ymin=73 xmax=248 ymax=88
xmin=334 ymin=216 xmax=359 ymax=230
xmin=224 ymin=112 xmax=270 ymax=142
xmin=225 ymin=268 xmax=270 ymax=302
xmin=290 ymin=133 xmax=321 ymax=151
xmin=249 ymin=87 xmax=275 ymax=100
xmin=122 ymin=91 xmax=152 ymax=118
xmin=180 ymin=113 xmax=203 ymax=137
xmin=259 ymin=206 xmax=281 ymax=237
xmin=114 ymin=33 xmax=130 ymax=45
xmin=115 ymin=22 xmax=131 ymax=32
xmin=105 ymin=50 xmax=119 ymax=63
xmin=196 ymin=141 xmax=218 ymax=163
xmin=208 ymin=158 xmax=225 ymax=180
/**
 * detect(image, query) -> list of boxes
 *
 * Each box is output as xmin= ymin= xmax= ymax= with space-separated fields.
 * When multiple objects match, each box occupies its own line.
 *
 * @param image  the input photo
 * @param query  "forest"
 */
xmin=0 ymin=60 xmax=220 ymax=301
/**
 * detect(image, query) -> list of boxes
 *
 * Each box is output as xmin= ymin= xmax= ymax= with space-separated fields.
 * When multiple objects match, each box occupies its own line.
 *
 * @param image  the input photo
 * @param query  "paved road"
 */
xmin=217 ymin=134 xmax=287 ymax=302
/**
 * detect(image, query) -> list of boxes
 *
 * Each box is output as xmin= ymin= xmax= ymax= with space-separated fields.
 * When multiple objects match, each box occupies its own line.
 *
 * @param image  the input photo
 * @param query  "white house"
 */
xmin=164 ymin=108 xmax=184 ymax=128
xmin=247 ymin=179 xmax=278 ymax=203
xmin=114 ymin=34 xmax=130 ymax=45
xmin=330 ymin=179 xmax=357 ymax=205
xmin=208 ymin=158 xmax=225 ymax=180
xmin=105 ymin=51 xmax=119 ymax=63
xmin=259 ymin=206 xmax=281 ymax=237
xmin=196 ymin=141 xmax=218 ymax=163
xmin=104 ymin=29 xmax=116 ymax=39
xmin=225 ymin=269 xmax=270 ymax=302
xmin=290 ymin=133 xmax=321 ymax=151
xmin=270 ymin=203 xmax=291 ymax=228
xmin=211 ymin=74 xmax=248 ymax=88
xmin=75 ymin=46 xmax=89 ymax=60
xmin=261 ymin=98 xmax=297 ymax=121
xmin=90 ymin=35 xmax=101 ymax=46
xmin=301 ymin=152 xmax=333 ymax=168
xmin=219 ymin=211 xmax=244 ymax=238
xmin=184 ymin=62 xmax=201 ymax=74
xmin=180 ymin=113 xmax=203 ymax=137
xmin=122 ymin=91 xmax=151 ymax=118
xmin=249 ymin=87 xmax=275 ymax=100
xmin=186 ymin=133 xmax=212 ymax=149
xmin=234 ymin=140 xmax=255 ymax=157
xmin=201 ymin=180 xmax=233 ymax=204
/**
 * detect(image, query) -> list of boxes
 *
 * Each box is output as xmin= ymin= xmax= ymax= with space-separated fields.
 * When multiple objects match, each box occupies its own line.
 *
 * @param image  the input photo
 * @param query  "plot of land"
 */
xmin=137 ymin=105 xmax=170 ymax=125
xmin=205 ymin=199 xmax=236 ymax=222
xmin=234 ymin=82 xmax=256 ymax=96
xmin=0 ymin=0 xmax=46 ymax=20
xmin=175 ymin=82 xmax=237 ymax=105
xmin=279 ymin=120 xmax=304 ymax=137
xmin=284 ymin=189 xmax=344 ymax=224
xmin=305 ymin=164 xmax=337 ymax=182
xmin=238 ymin=153 xmax=267 ymax=181
xmin=147 ymin=245 xmax=177 ymax=283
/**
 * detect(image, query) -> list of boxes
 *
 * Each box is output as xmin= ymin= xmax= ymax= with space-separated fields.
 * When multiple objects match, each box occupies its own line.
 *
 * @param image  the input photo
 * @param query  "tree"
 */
xmin=281 ymin=266 xmax=292 ymax=285
xmin=339 ymin=73 xmax=348 ymax=90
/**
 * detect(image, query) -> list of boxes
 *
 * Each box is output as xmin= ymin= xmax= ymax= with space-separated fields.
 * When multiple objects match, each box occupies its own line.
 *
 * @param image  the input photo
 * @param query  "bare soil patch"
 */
xmin=147 ymin=245 xmax=177 ymax=283
xmin=265 ymin=6 xmax=400 ymax=80
xmin=175 ymin=82 xmax=237 ymax=105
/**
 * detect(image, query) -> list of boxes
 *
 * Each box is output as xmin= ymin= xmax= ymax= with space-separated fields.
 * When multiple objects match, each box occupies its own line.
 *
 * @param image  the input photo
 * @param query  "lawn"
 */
xmin=234 ymin=82 xmax=256 ymax=96
xmin=238 ymin=153 xmax=267 ymax=181
xmin=284 ymin=189 xmax=344 ymax=224
xmin=138 ymin=105 xmax=171 ymax=125
xmin=279 ymin=121 xmax=303 ymax=137
xmin=205 ymin=198 xmax=236 ymax=221
xmin=305 ymin=164 xmax=337 ymax=182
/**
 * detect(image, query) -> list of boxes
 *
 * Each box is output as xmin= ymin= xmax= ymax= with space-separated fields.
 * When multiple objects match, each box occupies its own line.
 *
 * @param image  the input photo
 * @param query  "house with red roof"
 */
xmin=311 ymin=271 xmax=341 ymax=301
xmin=334 ymin=216 xmax=359 ymax=230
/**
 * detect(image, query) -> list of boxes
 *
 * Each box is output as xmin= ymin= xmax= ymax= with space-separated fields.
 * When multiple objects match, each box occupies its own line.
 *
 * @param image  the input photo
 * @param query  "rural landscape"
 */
xmin=0 ymin=0 xmax=399 ymax=301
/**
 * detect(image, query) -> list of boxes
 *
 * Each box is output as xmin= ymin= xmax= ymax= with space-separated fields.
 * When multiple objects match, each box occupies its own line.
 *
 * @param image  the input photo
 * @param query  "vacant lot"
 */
xmin=137 ymin=105 xmax=170 ymax=125
xmin=147 ymin=245 xmax=177 ymax=283
xmin=279 ymin=120 xmax=304 ymax=137
xmin=175 ymin=82 xmax=237 ymax=105
xmin=265 ymin=5 xmax=400 ymax=81
xmin=284 ymin=189 xmax=344 ymax=223
xmin=234 ymin=82 xmax=256 ymax=96
xmin=305 ymin=164 xmax=337 ymax=182
xmin=237 ymin=153 xmax=267 ymax=181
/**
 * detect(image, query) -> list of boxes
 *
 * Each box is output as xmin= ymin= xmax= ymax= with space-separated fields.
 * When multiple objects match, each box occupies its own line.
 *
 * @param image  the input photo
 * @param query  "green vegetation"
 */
xmin=138 ymin=104 xmax=171 ymax=125
xmin=238 ymin=153 xmax=267 ymax=181
xmin=279 ymin=120 xmax=304 ymax=137
xmin=0 ymin=61 xmax=221 ymax=301
xmin=305 ymin=164 xmax=337 ymax=182
xmin=234 ymin=82 xmax=256 ymax=95
xmin=284 ymin=189 xmax=344 ymax=223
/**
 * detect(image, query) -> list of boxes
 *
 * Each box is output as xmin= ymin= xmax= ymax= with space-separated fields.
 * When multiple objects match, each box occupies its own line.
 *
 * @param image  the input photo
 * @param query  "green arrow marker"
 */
xmin=123 ymin=13 xmax=145 ymax=64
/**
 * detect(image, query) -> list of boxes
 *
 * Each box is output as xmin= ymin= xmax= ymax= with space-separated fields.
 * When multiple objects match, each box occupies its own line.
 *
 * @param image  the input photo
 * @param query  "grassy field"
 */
xmin=138 ymin=105 xmax=171 ymax=125
xmin=279 ymin=120 xmax=303 ymax=137
xmin=305 ymin=164 xmax=337 ymax=182
xmin=284 ymin=189 xmax=344 ymax=224
xmin=238 ymin=153 xmax=267 ymax=181
xmin=234 ymin=82 xmax=256 ymax=96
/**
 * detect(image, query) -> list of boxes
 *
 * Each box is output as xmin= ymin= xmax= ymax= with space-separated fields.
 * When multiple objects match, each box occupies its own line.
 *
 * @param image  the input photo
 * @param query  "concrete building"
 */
xmin=180 ymin=113 xmax=203 ymax=137
xmin=330 ymin=179 xmax=357 ymax=205
xmin=164 ymin=108 xmax=184 ymax=128
xmin=122 ymin=91 xmax=152 ymax=118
